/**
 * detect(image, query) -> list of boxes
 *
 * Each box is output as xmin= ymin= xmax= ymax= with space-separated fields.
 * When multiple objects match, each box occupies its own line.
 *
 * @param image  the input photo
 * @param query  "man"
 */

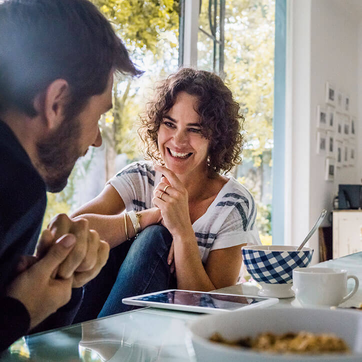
xmin=0 ymin=0 xmax=141 ymax=352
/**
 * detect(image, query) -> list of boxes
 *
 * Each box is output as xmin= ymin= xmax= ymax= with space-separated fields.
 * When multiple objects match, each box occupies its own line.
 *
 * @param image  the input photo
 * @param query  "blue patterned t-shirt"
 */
xmin=108 ymin=161 xmax=261 ymax=264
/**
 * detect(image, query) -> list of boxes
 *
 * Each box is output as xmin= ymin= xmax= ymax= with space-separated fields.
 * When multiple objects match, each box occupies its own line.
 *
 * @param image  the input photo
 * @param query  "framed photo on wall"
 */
xmin=336 ymin=140 xmax=343 ymax=167
xmin=316 ymin=131 xmax=327 ymax=154
xmin=336 ymin=90 xmax=343 ymax=110
xmin=325 ymin=157 xmax=335 ymax=181
xmin=350 ymin=116 xmax=356 ymax=138
xmin=327 ymin=106 xmax=335 ymax=131
xmin=336 ymin=112 xmax=343 ymax=136
xmin=344 ymin=116 xmax=350 ymax=139
xmin=317 ymin=106 xmax=327 ymax=129
xmin=343 ymin=143 xmax=349 ymax=166
xmin=344 ymin=94 xmax=350 ymax=113
xmin=325 ymin=82 xmax=336 ymax=106
xmin=349 ymin=146 xmax=356 ymax=166
xmin=326 ymin=132 xmax=335 ymax=157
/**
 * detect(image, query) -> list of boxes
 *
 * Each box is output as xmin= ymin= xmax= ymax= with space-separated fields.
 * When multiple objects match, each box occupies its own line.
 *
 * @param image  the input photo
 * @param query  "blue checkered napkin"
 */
xmin=242 ymin=249 xmax=313 ymax=284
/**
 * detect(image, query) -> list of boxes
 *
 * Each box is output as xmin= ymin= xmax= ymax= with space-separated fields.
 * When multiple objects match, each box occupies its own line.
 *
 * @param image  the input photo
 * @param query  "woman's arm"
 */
xmin=153 ymin=165 xmax=244 ymax=291
xmin=71 ymin=185 xmax=161 ymax=248
xmin=169 ymin=231 xmax=244 ymax=291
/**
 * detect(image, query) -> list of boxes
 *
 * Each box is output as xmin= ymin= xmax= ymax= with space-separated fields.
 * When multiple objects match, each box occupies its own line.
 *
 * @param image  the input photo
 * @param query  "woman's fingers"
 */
xmin=154 ymin=165 xmax=183 ymax=190
xmin=167 ymin=241 xmax=174 ymax=265
xmin=154 ymin=182 xmax=170 ymax=196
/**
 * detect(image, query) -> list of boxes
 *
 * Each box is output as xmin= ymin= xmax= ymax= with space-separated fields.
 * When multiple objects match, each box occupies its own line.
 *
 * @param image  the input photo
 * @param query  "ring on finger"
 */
xmin=163 ymin=185 xmax=170 ymax=193
xmin=159 ymin=190 xmax=165 ymax=201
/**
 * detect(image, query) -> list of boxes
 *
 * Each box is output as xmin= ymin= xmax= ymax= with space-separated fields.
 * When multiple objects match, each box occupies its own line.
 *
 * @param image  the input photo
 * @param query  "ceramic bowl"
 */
xmin=242 ymin=245 xmax=313 ymax=298
xmin=188 ymin=307 xmax=362 ymax=362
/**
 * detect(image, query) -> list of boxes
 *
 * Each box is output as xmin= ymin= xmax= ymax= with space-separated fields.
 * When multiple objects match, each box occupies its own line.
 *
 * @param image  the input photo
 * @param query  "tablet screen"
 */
xmin=131 ymin=290 xmax=269 ymax=311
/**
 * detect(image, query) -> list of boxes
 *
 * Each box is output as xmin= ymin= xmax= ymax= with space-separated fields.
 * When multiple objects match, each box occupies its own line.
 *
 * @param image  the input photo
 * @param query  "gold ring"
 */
xmin=159 ymin=190 xmax=165 ymax=200
xmin=163 ymin=185 xmax=170 ymax=193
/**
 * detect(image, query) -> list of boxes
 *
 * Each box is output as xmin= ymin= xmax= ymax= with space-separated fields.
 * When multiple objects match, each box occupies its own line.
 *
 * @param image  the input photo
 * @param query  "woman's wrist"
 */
xmin=172 ymin=229 xmax=196 ymax=244
xmin=139 ymin=208 xmax=162 ymax=230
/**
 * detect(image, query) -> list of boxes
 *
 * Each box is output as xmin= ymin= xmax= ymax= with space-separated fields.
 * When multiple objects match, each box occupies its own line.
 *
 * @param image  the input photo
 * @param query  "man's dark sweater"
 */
xmin=0 ymin=120 xmax=82 ymax=352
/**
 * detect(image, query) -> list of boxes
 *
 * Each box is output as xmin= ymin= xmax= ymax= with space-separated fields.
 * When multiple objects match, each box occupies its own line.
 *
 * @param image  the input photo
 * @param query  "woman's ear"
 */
xmin=34 ymin=79 xmax=70 ymax=131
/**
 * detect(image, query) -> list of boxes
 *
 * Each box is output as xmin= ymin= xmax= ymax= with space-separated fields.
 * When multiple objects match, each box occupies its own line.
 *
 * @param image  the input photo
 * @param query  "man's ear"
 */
xmin=34 ymin=79 xmax=70 ymax=131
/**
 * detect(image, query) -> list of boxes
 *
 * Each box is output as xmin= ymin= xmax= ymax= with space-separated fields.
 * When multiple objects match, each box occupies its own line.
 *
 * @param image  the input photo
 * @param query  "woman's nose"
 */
xmin=173 ymin=129 xmax=188 ymax=145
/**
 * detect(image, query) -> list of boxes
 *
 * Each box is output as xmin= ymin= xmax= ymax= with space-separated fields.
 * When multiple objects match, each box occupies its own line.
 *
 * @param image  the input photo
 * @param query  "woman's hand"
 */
xmin=152 ymin=165 xmax=194 ymax=239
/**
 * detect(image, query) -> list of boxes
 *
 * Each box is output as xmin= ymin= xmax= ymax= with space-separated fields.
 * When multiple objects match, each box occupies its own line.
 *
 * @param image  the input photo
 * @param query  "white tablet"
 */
xmin=122 ymin=289 xmax=278 ymax=314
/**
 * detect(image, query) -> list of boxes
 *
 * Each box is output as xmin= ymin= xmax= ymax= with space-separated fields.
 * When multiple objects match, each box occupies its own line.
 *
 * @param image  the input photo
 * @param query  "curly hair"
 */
xmin=138 ymin=68 xmax=244 ymax=175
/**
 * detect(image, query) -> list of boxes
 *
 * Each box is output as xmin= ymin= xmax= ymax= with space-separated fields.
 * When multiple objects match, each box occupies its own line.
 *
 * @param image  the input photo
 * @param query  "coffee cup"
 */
xmin=292 ymin=267 xmax=359 ymax=307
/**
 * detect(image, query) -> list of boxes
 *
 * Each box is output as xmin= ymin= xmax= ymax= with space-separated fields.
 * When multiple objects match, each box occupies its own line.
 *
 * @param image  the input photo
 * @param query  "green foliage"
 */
xmin=91 ymin=0 xmax=180 ymax=53
xmin=224 ymin=0 xmax=275 ymax=166
xmin=199 ymin=0 xmax=275 ymax=167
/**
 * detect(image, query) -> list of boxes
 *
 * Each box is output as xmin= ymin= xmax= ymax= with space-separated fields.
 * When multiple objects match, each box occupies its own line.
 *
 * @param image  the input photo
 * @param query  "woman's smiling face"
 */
xmin=157 ymin=91 xmax=210 ymax=178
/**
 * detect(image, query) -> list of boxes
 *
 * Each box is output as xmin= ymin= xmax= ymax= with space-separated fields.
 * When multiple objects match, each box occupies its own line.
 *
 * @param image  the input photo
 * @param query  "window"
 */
xmin=197 ymin=0 xmax=275 ymax=245
xmin=44 ymin=0 xmax=281 ymax=248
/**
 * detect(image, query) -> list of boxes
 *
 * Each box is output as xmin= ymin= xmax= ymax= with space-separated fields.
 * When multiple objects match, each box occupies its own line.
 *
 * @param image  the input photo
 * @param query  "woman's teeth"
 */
xmin=169 ymin=149 xmax=191 ymax=159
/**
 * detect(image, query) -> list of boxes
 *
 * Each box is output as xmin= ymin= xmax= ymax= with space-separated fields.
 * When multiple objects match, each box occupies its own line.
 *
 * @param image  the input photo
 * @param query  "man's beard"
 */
xmin=36 ymin=117 xmax=82 ymax=193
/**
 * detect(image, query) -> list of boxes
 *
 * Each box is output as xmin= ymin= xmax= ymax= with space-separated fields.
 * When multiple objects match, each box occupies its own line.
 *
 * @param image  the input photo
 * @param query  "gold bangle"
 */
xmin=124 ymin=211 xmax=129 ymax=240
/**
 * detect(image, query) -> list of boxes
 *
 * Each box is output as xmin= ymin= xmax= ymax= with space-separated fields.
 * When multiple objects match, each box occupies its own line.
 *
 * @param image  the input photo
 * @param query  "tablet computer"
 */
xmin=122 ymin=289 xmax=278 ymax=314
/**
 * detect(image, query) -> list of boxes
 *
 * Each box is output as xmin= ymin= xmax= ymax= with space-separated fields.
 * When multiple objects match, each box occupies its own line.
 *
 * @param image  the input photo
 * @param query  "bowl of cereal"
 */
xmin=242 ymin=245 xmax=313 ymax=298
xmin=188 ymin=307 xmax=362 ymax=362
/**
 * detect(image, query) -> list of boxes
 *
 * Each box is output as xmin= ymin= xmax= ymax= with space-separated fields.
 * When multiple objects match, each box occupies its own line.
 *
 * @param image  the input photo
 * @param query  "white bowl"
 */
xmin=188 ymin=307 xmax=362 ymax=362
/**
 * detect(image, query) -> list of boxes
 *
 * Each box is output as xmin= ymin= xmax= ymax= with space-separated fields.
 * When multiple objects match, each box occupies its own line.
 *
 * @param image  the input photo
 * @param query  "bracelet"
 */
xmin=128 ymin=210 xmax=141 ymax=235
xmin=124 ymin=211 xmax=129 ymax=240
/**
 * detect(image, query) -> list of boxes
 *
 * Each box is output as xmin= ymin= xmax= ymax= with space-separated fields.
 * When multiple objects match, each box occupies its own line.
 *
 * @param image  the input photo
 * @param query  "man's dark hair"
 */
xmin=139 ymin=68 xmax=244 ymax=176
xmin=0 ymin=0 xmax=141 ymax=118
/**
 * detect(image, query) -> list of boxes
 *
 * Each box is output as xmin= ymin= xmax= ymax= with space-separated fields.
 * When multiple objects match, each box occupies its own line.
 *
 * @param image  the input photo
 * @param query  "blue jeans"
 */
xmin=74 ymin=225 xmax=175 ymax=322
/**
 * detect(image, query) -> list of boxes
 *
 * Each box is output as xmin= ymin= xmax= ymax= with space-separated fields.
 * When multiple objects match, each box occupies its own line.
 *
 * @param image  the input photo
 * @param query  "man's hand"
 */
xmin=36 ymin=214 xmax=110 ymax=288
xmin=6 ymin=234 xmax=77 ymax=330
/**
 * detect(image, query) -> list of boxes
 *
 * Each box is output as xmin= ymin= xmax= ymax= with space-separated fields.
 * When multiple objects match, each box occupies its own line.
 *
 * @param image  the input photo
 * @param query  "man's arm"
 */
xmin=1 ymin=234 xmax=77 ymax=353
xmin=0 ymin=296 xmax=30 ymax=352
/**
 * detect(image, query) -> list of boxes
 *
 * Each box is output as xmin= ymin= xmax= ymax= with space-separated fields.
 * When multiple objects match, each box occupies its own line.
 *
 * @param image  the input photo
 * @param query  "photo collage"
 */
xmin=316 ymin=82 xmax=356 ymax=181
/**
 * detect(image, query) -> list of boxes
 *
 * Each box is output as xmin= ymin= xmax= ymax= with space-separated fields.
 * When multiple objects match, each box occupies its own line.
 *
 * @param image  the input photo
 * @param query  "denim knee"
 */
xmin=132 ymin=224 xmax=173 ymax=256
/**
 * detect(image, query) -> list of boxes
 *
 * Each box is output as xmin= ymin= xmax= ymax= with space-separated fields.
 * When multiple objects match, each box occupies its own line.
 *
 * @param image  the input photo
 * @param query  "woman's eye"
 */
xmin=189 ymin=128 xmax=202 ymax=134
xmin=163 ymin=121 xmax=176 ymax=128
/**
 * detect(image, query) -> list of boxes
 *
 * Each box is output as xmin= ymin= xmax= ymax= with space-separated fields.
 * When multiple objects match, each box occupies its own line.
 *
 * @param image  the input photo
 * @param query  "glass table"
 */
xmin=2 ymin=252 xmax=362 ymax=362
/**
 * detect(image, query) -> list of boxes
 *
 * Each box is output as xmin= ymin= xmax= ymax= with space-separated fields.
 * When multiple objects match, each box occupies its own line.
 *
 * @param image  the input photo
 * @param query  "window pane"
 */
xmin=198 ymin=0 xmax=275 ymax=245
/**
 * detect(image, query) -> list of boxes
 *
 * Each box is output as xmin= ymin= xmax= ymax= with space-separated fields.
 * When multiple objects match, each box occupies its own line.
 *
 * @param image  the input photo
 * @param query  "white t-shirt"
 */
xmin=108 ymin=161 xmax=261 ymax=264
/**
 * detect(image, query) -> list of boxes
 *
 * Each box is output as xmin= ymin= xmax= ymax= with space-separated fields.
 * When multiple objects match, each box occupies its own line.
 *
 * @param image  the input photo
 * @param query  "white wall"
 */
xmin=287 ymin=0 xmax=361 ymax=263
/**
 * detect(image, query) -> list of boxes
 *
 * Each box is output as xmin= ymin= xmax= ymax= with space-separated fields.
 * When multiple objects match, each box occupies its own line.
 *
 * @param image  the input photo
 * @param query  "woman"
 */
xmin=72 ymin=68 xmax=261 ymax=322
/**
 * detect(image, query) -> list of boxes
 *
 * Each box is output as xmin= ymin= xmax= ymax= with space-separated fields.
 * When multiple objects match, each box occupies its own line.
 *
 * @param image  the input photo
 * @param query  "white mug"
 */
xmin=292 ymin=267 xmax=359 ymax=307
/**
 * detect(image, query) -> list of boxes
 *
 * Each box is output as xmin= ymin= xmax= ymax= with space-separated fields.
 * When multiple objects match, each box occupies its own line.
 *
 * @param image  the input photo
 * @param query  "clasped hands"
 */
xmin=39 ymin=213 xmax=110 ymax=288
xmin=6 ymin=214 xmax=109 ymax=330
